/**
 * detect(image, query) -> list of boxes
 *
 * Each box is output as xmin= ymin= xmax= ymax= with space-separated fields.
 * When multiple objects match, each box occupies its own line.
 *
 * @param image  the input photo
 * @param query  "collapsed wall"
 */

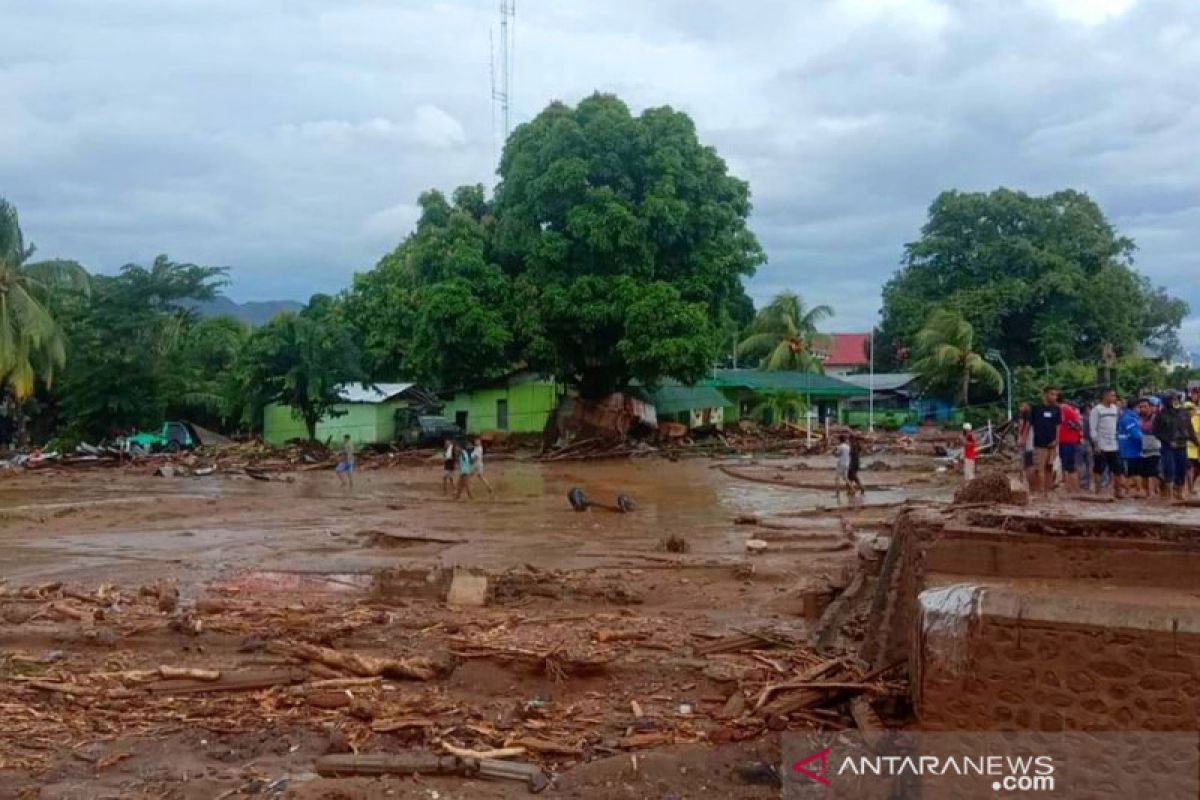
xmin=862 ymin=505 xmax=1200 ymax=731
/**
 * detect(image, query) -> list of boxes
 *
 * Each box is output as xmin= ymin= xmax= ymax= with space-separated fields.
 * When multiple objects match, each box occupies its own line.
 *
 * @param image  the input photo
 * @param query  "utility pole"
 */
xmin=868 ymin=328 xmax=875 ymax=432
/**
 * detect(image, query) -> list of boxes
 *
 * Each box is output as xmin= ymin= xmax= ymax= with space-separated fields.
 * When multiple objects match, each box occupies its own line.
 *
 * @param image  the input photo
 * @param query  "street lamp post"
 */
xmin=986 ymin=349 xmax=1012 ymax=421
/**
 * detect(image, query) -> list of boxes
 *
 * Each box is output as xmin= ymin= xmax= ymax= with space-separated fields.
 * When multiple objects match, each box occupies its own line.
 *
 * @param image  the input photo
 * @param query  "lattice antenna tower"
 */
xmin=490 ymin=0 xmax=515 ymax=161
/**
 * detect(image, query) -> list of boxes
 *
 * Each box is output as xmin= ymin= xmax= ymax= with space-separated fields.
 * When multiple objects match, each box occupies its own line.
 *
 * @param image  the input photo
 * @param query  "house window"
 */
xmin=496 ymin=399 xmax=509 ymax=431
xmin=455 ymin=411 xmax=468 ymax=432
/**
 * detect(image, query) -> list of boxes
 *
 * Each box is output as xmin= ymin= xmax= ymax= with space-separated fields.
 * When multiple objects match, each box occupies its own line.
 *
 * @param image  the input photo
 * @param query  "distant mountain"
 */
xmin=191 ymin=297 xmax=303 ymax=325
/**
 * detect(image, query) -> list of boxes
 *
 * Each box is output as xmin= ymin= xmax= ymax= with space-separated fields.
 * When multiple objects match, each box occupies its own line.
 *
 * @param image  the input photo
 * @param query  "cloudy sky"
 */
xmin=2 ymin=0 xmax=1197 ymax=341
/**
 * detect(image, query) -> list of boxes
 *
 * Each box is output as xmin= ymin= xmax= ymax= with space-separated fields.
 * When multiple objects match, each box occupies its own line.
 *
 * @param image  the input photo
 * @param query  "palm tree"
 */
xmin=750 ymin=389 xmax=807 ymax=427
xmin=737 ymin=291 xmax=833 ymax=372
xmin=909 ymin=309 xmax=1003 ymax=407
xmin=0 ymin=198 xmax=89 ymax=442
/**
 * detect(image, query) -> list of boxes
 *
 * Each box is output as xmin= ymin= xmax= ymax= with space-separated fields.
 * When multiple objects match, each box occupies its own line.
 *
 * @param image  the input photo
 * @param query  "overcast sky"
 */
xmin=2 ymin=0 xmax=1197 ymax=342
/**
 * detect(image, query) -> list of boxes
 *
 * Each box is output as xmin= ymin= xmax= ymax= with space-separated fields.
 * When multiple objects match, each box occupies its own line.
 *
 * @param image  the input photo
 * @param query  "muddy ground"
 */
xmin=0 ymin=454 xmax=949 ymax=799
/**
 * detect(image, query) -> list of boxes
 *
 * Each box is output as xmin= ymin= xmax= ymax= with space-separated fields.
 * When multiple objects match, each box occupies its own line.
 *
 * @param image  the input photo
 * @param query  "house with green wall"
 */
xmin=441 ymin=372 xmax=563 ymax=435
xmin=263 ymin=383 xmax=437 ymax=445
xmin=705 ymin=369 xmax=868 ymax=425
xmin=645 ymin=381 xmax=735 ymax=430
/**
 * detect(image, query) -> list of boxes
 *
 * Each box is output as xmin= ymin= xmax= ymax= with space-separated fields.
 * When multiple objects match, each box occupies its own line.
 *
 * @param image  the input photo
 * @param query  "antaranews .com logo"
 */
xmin=791 ymin=746 xmax=1055 ymax=793
xmin=782 ymin=732 xmax=1200 ymax=799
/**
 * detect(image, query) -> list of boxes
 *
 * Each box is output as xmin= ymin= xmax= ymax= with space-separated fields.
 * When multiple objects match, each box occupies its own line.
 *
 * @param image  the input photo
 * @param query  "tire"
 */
xmin=165 ymin=440 xmax=181 ymax=453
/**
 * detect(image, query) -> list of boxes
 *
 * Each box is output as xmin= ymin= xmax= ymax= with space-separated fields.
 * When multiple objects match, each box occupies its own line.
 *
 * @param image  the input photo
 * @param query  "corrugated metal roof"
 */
xmin=840 ymin=373 xmax=919 ymax=392
xmin=336 ymin=383 xmax=414 ymax=403
xmin=647 ymin=384 xmax=731 ymax=414
xmin=707 ymin=369 xmax=868 ymax=396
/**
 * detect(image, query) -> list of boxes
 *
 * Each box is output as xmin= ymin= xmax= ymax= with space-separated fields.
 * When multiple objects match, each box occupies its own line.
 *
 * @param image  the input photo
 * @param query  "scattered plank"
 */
xmin=144 ymin=668 xmax=307 ymax=695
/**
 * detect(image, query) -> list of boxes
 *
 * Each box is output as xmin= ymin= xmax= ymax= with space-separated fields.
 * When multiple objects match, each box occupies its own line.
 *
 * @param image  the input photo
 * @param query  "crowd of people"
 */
xmin=441 ymin=436 xmax=492 ymax=500
xmin=1016 ymin=384 xmax=1200 ymax=501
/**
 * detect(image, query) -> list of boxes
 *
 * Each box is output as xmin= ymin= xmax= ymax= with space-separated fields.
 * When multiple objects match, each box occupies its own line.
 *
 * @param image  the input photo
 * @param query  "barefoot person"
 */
xmin=441 ymin=438 xmax=455 ymax=495
xmin=1029 ymin=387 xmax=1062 ymax=496
xmin=834 ymin=434 xmax=852 ymax=504
xmin=1058 ymin=399 xmax=1083 ymax=493
xmin=335 ymin=434 xmax=355 ymax=490
xmin=847 ymin=434 xmax=865 ymax=506
xmin=453 ymin=443 xmax=474 ymax=500
xmin=470 ymin=437 xmax=494 ymax=496
xmin=1089 ymin=388 xmax=1122 ymax=497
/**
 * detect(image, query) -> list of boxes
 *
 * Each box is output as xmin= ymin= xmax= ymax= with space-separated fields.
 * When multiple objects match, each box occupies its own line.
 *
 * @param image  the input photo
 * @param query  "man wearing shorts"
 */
xmin=834 ymin=434 xmax=852 ymax=504
xmin=1029 ymin=387 xmax=1062 ymax=496
xmin=335 ymin=434 xmax=355 ymax=490
xmin=1058 ymin=399 xmax=1083 ymax=493
xmin=1089 ymin=388 xmax=1122 ymax=497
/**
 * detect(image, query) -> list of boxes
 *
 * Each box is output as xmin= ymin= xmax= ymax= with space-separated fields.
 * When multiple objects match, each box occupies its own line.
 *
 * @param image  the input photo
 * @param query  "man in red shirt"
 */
xmin=1058 ymin=400 xmax=1083 ymax=493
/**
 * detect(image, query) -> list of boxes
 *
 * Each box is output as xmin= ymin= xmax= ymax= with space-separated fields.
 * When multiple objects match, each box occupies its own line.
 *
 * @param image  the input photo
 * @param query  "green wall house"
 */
xmin=646 ymin=382 xmax=735 ymax=430
xmin=705 ymin=369 xmax=868 ymax=426
xmin=263 ymin=383 xmax=437 ymax=445
xmin=442 ymin=372 xmax=563 ymax=435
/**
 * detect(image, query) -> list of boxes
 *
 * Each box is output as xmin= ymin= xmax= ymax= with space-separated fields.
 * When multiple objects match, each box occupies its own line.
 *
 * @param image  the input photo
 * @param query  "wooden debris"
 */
xmin=371 ymin=717 xmax=435 ymax=733
xmin=279 ymin=642 xmax=457 ymax=681
xmin=441 ymin=744 xmax=527 ymax=760
xmin=144 ymin=668 xmax=307 ymax=695
xmin=158 ymin=666 xmax=220 ymax=681
xmin=509 ymin=736 xmax=582 ymax=756
xmin=850 ymin=696 xmax=886 ymax=751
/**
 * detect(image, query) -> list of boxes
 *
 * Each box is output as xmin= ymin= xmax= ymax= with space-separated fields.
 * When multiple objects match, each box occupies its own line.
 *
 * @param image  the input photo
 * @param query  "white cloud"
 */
xmin=0 ymin=0 xmax=1196 ymax=343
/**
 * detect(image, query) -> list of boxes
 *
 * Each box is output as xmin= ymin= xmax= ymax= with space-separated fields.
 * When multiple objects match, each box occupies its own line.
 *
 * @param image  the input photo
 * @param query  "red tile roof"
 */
xmin=821 ymin=333 xmax=870 ymax=366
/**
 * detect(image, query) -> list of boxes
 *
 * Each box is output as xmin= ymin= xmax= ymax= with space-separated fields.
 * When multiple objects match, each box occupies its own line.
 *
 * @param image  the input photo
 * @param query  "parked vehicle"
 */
xmin=400 ymin=415 xmax=461 ymax=446
xmin=125 ymin=421 xmax=198 ymax=453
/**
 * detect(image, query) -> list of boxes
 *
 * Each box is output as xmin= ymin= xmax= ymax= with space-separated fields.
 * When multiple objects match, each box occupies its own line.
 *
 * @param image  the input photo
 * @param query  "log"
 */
xmin=158 ymin=666 xmax=220 ymax=681
xmin=372 ymin=717 xmax=435 ymax=733
xmin=144 ymin=668 xmax=307 ymax=695
xmin=279 ymin=642 xmax=456 ymax=681
xmin=442 ymin=744 xmax=526 ymax=760
xmin=510 ymin=736 xmax=582 ymax=756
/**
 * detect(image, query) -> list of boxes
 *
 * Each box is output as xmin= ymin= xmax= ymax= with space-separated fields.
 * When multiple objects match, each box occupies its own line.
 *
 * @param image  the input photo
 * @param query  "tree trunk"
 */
xmin=961 ymin=366 xmax=970 ymax=410
xmin=14 ymin=395 xmax=29 ymax=449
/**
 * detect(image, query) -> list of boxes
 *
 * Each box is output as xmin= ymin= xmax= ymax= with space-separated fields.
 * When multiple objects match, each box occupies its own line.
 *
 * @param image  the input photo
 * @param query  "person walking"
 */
xmin=1058 ymin=399 xmax=1083 ymax=493
xmin=1153 ymin=391 xmax=1200 ymax=501
xmin=1029 ymin=387 xmax=1062 ymax=496
xmin=962 ymin=423 xmax=977 ymax=482
xmin=847 ymin=434 xmax=865 ymax=506
xmin=335 ymin=434 xmax=355 ymax=490
xmin=441 ymin=438 xmax=456 ymax=495
xmin=470 ymin=437 xmax=494 ymax=496
xmin=834 ymin=434 xmax=852 ymax=504
xmin=453 ymin=444 xmax=474 ymax=500
xmin=1089 ymin=388 xmax=1122 ymax=497
xmin=1117 ymin=399 xmax=1143 ymax=497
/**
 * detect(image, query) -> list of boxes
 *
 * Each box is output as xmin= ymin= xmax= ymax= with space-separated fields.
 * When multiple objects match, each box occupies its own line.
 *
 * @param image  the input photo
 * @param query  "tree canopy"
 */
xmin=229 ymin=299 xmax=363 ymax=441
xmin=737 ymin=292 xmax=832 ymax=372
xmin=344 ymin=93 xmax=763 ymax=397
xmin=909 ymin=309 xmax=1003 ymax=406
xmin=879 ymin=188 xmax=1188 ymax=370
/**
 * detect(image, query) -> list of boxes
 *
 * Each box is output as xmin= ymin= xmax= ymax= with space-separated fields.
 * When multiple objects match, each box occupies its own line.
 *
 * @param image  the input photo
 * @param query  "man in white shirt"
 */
xmin=1088 ymin=388 xmax=1122 ymax=496
xmin=470 ymin=437 xmax=494 ymax=495
xmin=834 ymin=435 xmax=852 ymax=504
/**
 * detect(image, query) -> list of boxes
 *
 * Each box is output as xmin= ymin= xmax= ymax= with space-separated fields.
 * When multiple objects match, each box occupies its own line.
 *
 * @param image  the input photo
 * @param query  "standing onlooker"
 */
xmin=1188 ymin=401 xmax=1200 ymax=494
xmin=962 ymin=423 xmax=977 ymax=482
xmin=1153 ymin=391 xmax=1200 ymax=501
xmin=1089 ymin=388 xmax=1122 ymax=497
xmin=335 ymin=434 xmax=355 ymax=490
xmin=1029 ymin=387 xmax=1062 ymax=496
xmin=1117 ymin=399 xmax=1144 ymax=496
xmin=1137 ymin=399 xmax=1162 ymax=498
xmin=1017 ymin=402 xmax=1035 ymax=490
xmin=1058 ymin=399 xmax=1083 ymax=493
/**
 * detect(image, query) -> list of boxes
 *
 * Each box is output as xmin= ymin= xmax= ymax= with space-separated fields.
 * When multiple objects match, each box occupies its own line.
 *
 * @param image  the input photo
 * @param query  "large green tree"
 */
xmin=909 ymin=309 xmax=1004 ymax=407
xmin=879 ymin=188 xmax=1187 ymax=369
xmin=230 ymin=300 xmax=363 ymax=441
xmin=493 ymin=93 xmax=764 ymax=397
xmin=0 ymin=199 xmax=89 ymax=408
xmin=737 ymin=291 xmax=833 ymax=371
xmin=58 ymin=256 xmax=226 ymax=439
